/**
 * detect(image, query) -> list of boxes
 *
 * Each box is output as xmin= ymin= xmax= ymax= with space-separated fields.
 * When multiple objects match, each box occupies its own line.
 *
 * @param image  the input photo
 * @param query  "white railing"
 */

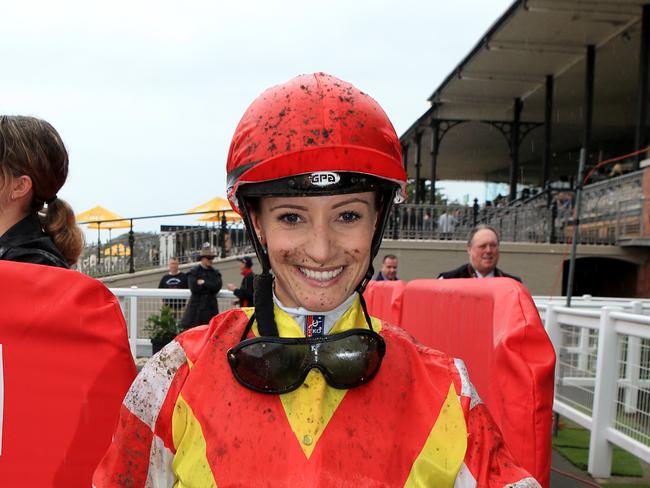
xmin=111 ymin=287 xmax=650 ymax=478
xmin=542 ymin=302 xmax=650 ymax=478
xmin=111 ymin=288 xmax=236 ymax=357
xmin=534 ymin=295 xmax=650 ymax=321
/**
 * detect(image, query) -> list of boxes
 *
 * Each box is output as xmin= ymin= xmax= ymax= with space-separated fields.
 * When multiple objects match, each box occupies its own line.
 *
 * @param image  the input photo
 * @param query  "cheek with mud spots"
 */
xmin=276 ymin=248 xmax=295 ymax=261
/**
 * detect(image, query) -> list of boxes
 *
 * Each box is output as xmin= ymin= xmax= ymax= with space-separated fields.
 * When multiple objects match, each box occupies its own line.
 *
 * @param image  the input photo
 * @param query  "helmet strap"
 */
xmin=356 ymin=187 xmax=397 ymax=294
xmin=238 ymin=192 xmax=279 ymax=337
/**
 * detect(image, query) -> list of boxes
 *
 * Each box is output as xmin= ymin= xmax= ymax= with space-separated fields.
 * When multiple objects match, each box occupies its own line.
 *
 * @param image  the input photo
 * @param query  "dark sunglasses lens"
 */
xmin=232 ymin=342 xmax=306 ymax=392
xmin=318 ymin=334 xmax=382 ymax=386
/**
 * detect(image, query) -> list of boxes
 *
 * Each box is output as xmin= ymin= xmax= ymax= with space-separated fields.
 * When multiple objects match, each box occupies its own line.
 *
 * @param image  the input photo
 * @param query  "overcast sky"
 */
xmin=1 ymin=0 xmax=513 ymax=239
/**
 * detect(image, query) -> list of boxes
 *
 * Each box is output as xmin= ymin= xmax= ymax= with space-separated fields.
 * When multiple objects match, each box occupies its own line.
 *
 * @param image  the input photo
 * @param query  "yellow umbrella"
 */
xmin=188 ymin=197 xmax=241 ymax=222
xmin=76 ymin=205 xmax=131 ymax=262
xmin=103 ymin=243 xmax=131 ymax=256
xmin=76 ymin=205 xmax=131 ymax=229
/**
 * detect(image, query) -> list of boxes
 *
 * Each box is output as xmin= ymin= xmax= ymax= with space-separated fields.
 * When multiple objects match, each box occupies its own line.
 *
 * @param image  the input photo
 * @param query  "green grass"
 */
xmin=553 ymin=424 xmax=644 ymax=477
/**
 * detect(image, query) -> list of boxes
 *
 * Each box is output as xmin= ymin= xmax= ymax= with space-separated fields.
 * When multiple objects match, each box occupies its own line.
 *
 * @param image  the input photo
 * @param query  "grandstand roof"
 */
xmin=403 ymin=0 xmax=649 ymax=185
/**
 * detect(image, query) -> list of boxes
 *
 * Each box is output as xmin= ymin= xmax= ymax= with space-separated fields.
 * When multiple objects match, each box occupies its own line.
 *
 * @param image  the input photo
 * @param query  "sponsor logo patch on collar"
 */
xmin=309 ymin=172 xmax=341 ymax=187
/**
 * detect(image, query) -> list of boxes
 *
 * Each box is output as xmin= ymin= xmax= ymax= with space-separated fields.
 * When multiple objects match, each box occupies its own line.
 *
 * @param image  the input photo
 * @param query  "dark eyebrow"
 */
xmin=269 ymin=198 xmax=370 ymax=212
xmin=269 ymin=204 xmax=308 ymax=212
xmin=332 ymin=198 xmax=371 ymax=209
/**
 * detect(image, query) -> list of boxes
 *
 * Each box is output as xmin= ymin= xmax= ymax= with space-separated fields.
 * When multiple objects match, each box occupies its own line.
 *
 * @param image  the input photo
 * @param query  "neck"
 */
xmin=0 ymin=206 xmax=30 ymax=238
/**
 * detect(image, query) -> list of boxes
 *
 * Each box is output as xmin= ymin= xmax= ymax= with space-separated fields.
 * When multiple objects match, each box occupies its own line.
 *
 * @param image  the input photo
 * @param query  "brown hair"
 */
xmin=0 ymin=116 xmax=84 ymax=265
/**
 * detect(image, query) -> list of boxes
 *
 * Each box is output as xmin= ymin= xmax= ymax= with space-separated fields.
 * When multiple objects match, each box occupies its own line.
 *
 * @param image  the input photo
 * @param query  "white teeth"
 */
xmin=299 ymin=266 xmax=343 ymax=281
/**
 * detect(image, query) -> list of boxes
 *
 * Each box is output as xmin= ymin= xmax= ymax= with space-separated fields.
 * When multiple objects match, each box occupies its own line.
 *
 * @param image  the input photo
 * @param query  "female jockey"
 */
xmin=94 ymin=73 xmax=540 ymax=487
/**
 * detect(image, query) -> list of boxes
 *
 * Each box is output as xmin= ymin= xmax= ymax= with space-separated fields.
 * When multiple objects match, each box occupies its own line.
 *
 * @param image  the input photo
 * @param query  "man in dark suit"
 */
xmin=438 ymin=225 xmax=521 ymax=282
xmin=374 ymin=254 xmax=398 ymax=281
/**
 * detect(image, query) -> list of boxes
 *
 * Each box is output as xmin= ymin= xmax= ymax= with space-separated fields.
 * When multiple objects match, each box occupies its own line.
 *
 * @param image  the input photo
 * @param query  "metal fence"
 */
xmin=75 ymin=172 xmax=647 ymax=280
xmin=385 ymin=197 xmax=644 ymax=245
xmin=76 ymin=223 xmax=252 ymax=278
xmin=386 ymin=171 xmax=646 ymax=245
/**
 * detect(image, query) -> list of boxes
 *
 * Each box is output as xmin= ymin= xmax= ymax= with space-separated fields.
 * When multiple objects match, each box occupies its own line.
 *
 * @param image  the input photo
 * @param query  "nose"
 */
xmin=304 ymin=219 xmax=336 ymax=265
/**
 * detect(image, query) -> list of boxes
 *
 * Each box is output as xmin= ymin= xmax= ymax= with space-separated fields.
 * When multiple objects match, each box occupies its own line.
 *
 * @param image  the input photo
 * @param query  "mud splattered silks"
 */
xmin=93 ymin=295 xmax=539 ymax=487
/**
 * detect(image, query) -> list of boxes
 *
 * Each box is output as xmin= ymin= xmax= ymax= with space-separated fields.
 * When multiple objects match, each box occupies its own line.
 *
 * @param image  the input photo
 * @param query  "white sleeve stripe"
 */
xmin=454 ymin=462 xmax=477 ymax=488
xmin=145 ymin=434 xmax=176 ymax=488
xmin=505 ymin=478 xmax=542 ymax=487
xmin=123 ymin=340 xmax=186 ymax=430
xmin=453 ymin=358 xmax=482 ymax=410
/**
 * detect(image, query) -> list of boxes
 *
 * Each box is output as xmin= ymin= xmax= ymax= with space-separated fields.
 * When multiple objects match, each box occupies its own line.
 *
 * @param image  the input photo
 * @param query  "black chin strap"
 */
xmin=253 ymin=271 xmax=277 ymax=336
xmin=357 ymin=291 xmax=375 ymax=332
xmin=236 ymin=192 xmax=280 ymax=337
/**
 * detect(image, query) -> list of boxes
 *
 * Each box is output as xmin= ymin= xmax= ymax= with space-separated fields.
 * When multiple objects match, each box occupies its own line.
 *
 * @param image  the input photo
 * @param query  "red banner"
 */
xmin=363 ymin=280 xmax=406 ymax=325
xmin=365 ymin=278 xmax=555 ymax=487
xmin=0 ymin=261 xmax=136 ymax=487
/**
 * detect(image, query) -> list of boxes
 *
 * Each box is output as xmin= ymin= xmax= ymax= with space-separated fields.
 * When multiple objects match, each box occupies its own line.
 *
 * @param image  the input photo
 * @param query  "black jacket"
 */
xmin=181 ymin=264 xmax=222 ymax=329
xmin=233 ymin=269 xmax=255 ymax=307
xmin=437 ymin=263 xmax=522 ymax=283
xmin=0 ymin=214 xmax=68 ymax=268
xmin=373 ymin=271 xmax=397 ymax=281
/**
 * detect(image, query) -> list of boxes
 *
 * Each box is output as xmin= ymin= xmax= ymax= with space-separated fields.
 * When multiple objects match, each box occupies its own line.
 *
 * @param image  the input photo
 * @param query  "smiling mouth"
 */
xmin=298 ymin=266 xmax=344 ymax=282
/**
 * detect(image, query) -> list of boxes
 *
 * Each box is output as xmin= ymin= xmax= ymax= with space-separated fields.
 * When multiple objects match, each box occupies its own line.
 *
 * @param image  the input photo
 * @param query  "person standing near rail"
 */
xmin=94 ymin=73 xmax=539 ymax=487
xmin=227 ymin=255 xmax=255 ymax=307
xmin=180 ymin=247 xmax=222 ymax=329
xmin=158 ymin=256 xmax=189 ymax=319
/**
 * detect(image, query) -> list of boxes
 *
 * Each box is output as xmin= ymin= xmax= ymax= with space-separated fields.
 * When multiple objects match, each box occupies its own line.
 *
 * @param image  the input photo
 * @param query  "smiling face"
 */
xmin=467 ymin=228 xmax=500 ymax=276
xmin=250 ymin=192 xmax=378 ymax=312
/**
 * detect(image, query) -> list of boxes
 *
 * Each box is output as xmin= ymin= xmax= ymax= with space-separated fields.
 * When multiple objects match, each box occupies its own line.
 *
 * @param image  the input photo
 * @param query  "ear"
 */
xmin=10 ymin=175 xmax=33 ymax=201
xmin=248 ymin=206 xmax=265 ymax=244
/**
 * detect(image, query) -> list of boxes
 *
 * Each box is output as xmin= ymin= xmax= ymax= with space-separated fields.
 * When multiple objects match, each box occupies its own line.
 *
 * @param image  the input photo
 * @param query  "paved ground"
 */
xmin=551 ymin=449 xmax=650 ymax=487
xmin=551 ymin=450 xmax=600 ymax=487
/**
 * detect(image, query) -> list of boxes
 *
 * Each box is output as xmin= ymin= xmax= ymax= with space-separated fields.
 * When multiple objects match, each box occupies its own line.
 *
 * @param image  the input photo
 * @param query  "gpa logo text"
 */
xmin=309 ymin=172 xmax=340 ymax=187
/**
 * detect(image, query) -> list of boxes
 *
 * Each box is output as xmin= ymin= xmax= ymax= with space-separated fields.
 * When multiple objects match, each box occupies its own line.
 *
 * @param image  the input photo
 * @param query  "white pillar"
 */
xmin=588 ymin=307 xmax=617 ymax=478
xmin=128 ymin=290 xmax=138 ymax=357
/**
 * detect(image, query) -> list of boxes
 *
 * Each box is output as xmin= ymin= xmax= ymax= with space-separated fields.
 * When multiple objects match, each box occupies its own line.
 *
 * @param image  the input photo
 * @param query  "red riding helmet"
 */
xmin=226 ymin=72 xmax=406 ymax=211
